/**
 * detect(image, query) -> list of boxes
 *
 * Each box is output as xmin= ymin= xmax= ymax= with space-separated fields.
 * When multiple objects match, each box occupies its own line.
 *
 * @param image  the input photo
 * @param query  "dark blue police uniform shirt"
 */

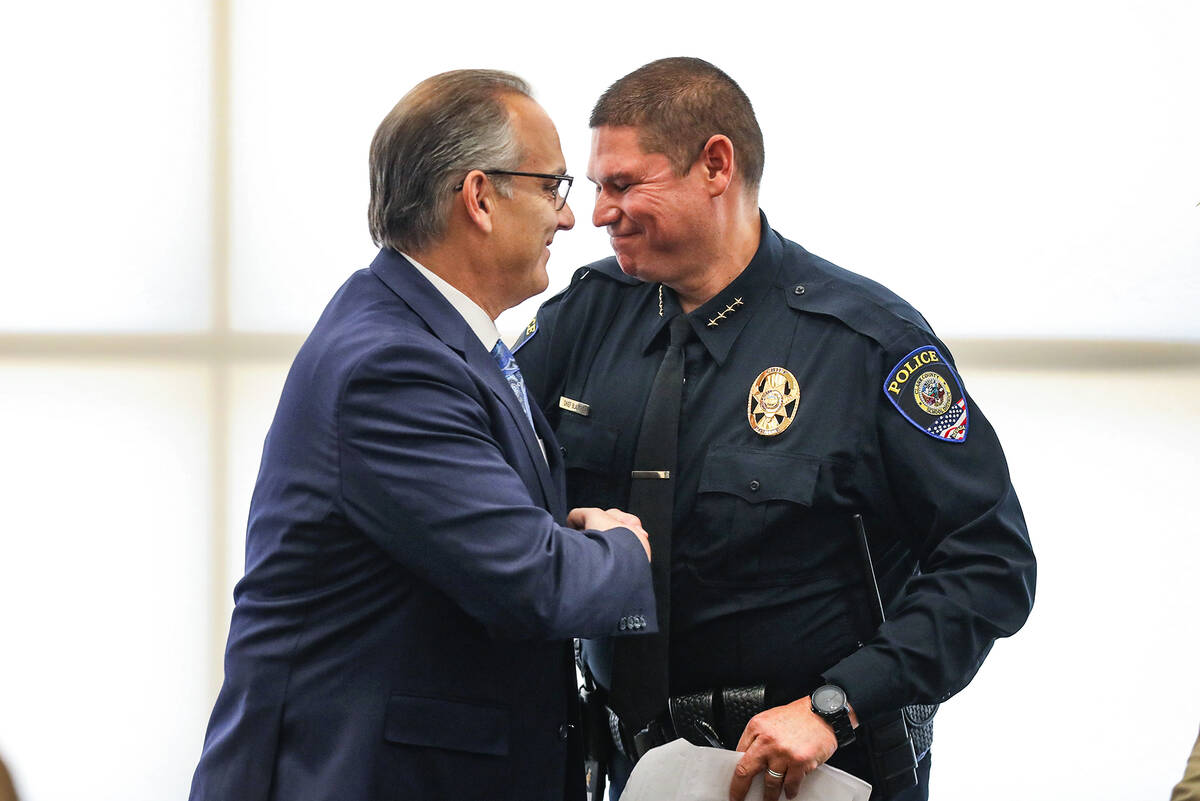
xmin=516 ymin=212 xmax=1036 ymax=723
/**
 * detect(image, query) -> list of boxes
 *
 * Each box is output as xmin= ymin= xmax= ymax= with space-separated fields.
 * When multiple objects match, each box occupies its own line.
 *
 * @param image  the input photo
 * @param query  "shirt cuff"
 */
xmin=822 ymin=646 xmax=904 ymax=723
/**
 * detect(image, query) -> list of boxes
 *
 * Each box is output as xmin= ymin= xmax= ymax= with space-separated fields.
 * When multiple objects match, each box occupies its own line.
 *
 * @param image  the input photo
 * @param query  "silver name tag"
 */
xmin=559 ymin=396 xmax=591 ymax=416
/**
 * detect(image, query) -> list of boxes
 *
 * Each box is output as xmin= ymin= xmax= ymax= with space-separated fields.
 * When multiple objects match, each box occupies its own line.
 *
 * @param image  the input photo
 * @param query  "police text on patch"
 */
xmin=887 ymin=349 xmax=940 ymax=395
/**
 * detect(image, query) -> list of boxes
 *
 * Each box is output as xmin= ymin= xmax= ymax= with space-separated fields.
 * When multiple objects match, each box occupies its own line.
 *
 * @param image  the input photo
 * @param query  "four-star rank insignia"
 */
xmin=884 ymin=345 xmax=969 ymax=443
xmin=748 ymin=367 xmax=800 ymax=436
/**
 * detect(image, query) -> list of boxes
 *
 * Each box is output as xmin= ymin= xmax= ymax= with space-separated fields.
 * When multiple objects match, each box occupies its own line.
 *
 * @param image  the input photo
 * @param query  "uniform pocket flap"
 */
xmin=556 ymin=413 xmax=619 ymax=473
xmin=698 ymin=445 xmax=821 ymax=505
xmin=384 ymin=694 xmax=509 ymax=756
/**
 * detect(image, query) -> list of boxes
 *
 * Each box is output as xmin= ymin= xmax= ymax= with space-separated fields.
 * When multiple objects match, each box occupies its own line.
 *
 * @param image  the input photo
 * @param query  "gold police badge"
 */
xmin=747 ymin=367 xmax=800 ymax=436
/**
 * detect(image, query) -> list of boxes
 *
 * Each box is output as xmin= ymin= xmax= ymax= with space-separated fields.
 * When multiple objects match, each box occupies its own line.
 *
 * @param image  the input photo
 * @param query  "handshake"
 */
xmin=569 ymin=507 xmax=652 ymax=561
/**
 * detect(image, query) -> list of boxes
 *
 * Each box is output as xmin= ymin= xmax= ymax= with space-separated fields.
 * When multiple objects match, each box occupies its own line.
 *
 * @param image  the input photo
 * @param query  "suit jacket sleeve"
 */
xmin=337 ymin=338 xmax=656 ymax=642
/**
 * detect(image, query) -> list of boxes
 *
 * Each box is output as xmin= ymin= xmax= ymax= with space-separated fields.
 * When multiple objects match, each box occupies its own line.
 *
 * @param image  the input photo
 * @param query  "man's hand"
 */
xmin=568 ymin=507 xmax=651 ymax=561
xmin=729 ymin=697 xmax=848 ymax=801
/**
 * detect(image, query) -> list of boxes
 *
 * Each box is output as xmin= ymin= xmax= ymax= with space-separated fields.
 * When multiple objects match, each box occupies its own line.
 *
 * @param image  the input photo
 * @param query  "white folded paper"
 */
xmin=620 ymin=738 xmax=871 ymax=801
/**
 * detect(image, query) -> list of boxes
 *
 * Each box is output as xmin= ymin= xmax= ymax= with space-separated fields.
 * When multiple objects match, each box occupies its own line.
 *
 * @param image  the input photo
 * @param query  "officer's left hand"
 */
xmin=728 ymin=697 xmax=844 ymax=801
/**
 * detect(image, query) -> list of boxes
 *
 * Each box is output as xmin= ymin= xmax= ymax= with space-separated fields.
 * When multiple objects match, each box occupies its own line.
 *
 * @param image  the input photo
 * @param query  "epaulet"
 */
xmin=510 ymin=314 xmax=541 ymax=352
xmin=512 ymin=258 xmax=638 ymax=353
xmin=775 ymin=239 xmax=970 ymax=441
xmin=780 ymin=240 xmax=932 ymax=350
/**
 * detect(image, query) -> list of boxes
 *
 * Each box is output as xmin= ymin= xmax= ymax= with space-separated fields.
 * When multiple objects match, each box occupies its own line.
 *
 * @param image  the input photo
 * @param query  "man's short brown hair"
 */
xmin=590 ymin=57 xmax=764 ymax=190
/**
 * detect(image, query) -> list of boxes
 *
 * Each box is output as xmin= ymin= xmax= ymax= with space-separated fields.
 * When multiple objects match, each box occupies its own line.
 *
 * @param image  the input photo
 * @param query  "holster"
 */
xmin=576 ymin=643 xmax=610 ymax=801
xmin=850 ymin=514 xmax=934 ymax=796
xmin=580 ymin=684 xmax=610 ymax=801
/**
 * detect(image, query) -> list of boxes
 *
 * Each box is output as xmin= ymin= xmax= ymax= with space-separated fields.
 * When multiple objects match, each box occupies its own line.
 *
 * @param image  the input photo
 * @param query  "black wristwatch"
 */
xmin=811 ymin=684 xmax=856 ymax=748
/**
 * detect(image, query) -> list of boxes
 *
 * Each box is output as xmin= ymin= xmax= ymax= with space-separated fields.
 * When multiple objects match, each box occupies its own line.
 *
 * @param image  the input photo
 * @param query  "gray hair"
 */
xmin=368 ymin=69 xmax=531 ymax=253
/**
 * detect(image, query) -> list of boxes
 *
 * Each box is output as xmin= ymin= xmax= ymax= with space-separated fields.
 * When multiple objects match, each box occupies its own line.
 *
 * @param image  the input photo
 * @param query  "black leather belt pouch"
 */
xmin=719 ymin=684 xmax=766 ymax=747
xmin=862 ymin=711 xmax=918 ymax=797
xmin=669 ymin=689 xmax=719 ymax=747
xmin=668 ymin=684 xmax=766 ymax=749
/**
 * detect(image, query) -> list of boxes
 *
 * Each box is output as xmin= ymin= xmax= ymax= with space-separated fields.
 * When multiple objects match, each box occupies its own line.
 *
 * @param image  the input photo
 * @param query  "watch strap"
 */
xmin=811 ymin=686 xmax=856 ymax=748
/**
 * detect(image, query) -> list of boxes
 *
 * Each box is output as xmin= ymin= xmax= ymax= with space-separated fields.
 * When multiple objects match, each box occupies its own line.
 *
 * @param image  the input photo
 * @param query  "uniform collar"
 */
xmin=639 ymin=211 xmax=782 ymax=366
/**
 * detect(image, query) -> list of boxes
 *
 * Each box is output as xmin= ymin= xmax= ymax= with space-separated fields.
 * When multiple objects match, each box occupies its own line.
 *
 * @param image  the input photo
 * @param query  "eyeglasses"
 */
xmin=455 ymin=170 xmax=574 ymax=210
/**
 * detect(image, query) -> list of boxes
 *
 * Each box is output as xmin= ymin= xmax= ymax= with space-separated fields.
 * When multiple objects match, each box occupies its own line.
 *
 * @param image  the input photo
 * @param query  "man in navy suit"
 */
xmin=189 ymin=69 xmax=657 ymax=801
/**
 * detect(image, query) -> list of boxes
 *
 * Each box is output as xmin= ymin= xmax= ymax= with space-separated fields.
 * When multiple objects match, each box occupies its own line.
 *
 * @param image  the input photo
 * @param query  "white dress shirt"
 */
xmin=401 ymin=253 xmax=546 ymax=461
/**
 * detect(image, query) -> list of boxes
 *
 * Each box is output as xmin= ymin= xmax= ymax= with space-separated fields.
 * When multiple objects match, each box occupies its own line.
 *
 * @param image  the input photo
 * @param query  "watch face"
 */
xmin=813 ymin=685 xmax=846 ymax=714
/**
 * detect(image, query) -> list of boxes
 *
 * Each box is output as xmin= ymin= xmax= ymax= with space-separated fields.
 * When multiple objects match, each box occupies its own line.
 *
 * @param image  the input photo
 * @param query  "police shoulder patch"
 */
xmin=883 ymin=346 xmax=969 ymax=443
xmin=510 ymin=316 xmax=538 ymax=353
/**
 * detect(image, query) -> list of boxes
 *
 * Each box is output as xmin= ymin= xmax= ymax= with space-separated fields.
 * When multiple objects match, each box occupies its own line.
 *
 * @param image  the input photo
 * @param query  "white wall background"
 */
xmin=1 ymin=1 xmax=1197 ymax=800
xmin=930 ymin=364 xmax=1200 ymax=800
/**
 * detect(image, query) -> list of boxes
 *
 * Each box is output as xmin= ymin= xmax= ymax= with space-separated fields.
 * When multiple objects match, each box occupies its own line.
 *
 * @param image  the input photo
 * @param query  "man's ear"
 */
xmin=697 ymin=134 xmax=735 ymax=198
xmin=459 ymin=169 xmax=495 ymax=234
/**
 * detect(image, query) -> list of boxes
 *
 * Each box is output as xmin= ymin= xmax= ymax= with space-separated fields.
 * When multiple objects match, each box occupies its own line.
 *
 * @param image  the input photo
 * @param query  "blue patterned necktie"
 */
xmin=490 ymin=339 xmax=535 ymax=429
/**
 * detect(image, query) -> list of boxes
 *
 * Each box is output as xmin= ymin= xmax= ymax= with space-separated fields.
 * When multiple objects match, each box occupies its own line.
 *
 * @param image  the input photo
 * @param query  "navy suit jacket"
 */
xmin=189 ymin=249 xmax=656 ymax=801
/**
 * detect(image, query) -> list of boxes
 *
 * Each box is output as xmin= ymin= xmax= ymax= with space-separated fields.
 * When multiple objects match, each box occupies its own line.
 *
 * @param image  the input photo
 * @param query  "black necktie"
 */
xmin=609 ymin=314 xmax=691 ymax=732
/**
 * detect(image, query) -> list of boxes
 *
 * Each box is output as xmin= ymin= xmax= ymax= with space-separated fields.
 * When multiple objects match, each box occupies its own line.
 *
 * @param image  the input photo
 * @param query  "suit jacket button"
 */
xmin=558 ymin=723 xmax=570 ymax=741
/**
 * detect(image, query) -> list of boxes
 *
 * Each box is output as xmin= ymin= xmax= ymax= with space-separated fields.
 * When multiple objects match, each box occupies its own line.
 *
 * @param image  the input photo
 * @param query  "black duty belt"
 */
xmin=607 ymin=684 xmax=766 ymax=761
xmin=606 ymin=683 xmax=935 ymax=789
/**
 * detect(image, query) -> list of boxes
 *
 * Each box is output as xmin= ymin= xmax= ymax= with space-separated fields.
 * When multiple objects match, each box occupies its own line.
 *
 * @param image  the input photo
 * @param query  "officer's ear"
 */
xmin=697 ymin=134 xmax=735 ymax=198
xmin=458 ymin=169 xmax=495 ymax=234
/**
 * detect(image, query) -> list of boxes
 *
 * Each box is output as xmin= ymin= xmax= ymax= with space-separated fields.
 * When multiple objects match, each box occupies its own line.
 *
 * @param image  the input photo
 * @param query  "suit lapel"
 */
xmin=369 ymin=249 xmax=561 ymax=515
xmin=463 ymin=345 xmax=563 ymax=518
xmin=530 ymin=400 xmax=567 ymax=521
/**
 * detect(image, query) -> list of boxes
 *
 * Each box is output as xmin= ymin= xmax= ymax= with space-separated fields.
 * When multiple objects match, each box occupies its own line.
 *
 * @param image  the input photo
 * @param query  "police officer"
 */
xmin=515 ymin=57 xmax=1036 ymax=801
